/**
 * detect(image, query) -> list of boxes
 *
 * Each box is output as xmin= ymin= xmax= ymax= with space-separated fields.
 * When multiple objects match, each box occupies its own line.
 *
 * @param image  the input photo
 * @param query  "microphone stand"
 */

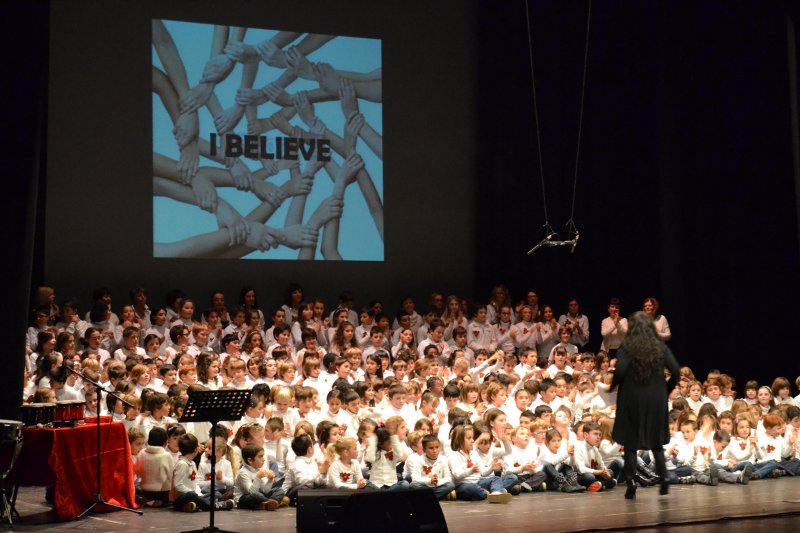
xmin=63 ymin=365 xmax=143 ymax=519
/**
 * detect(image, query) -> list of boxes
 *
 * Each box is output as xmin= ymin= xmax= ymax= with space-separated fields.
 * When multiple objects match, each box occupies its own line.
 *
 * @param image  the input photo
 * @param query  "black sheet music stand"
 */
xmin=179 ymin=389 xmax=251 ymax=533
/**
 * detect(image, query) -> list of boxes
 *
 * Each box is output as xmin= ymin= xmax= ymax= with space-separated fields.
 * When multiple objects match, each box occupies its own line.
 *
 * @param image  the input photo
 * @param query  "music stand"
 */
xmin=179 ymin=389 xmax=251 ymax=533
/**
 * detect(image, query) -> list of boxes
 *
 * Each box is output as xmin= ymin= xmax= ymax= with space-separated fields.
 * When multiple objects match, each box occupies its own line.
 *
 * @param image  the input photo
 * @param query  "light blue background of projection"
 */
xmin=153 ymin=20 xmax=383 ymax=260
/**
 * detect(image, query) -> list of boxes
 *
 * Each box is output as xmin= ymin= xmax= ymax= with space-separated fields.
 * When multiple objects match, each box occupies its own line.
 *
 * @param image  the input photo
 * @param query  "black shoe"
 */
xmin=637 ymin=464 xmax=659 ymax=482
xmin=659 ymin=478 xmax=669 ymax=495
xmin=625 ymin=479 xmax=636 ymax=500
xmin=634 ymin=474 xmax=656 ymax=487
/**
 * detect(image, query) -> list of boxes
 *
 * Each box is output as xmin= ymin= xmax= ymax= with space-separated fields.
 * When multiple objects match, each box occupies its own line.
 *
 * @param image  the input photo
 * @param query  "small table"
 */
xmin=10 ymin=422 xmax=138 ymax=520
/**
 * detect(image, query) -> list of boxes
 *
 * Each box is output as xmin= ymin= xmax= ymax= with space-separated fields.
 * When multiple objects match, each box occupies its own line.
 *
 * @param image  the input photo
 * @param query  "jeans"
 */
xmin=380 ymin=480 xmax=410 ymax=492
xmin=173 ymin=491 xmax=212 ymax=511
xmin=237 ymin=486 xmax=287 ymax=509
xmin=454 ymin=483 xmax=488 ymax=501
xmin=409 ymin=481 xmax=456 ymax=500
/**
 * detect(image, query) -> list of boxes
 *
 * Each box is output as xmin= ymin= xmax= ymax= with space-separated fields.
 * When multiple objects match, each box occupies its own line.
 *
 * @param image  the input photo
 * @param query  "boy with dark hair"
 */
xmin=172 ymin=433 xmax=235 ymax=512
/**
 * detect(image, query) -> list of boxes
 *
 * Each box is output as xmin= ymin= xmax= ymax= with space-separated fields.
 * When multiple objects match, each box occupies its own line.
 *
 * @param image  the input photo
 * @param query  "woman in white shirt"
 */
xmin=642 ymin=298 xmax=670 ymax=342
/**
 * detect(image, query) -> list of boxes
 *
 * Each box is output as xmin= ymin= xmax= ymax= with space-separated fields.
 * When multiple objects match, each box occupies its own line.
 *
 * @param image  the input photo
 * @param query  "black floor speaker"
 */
xmin=296 ymin=488 xmax=448 ymax=533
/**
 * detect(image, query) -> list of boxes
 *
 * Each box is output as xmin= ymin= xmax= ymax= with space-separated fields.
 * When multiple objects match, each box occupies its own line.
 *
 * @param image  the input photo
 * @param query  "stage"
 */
xmin=8 ymin=478 xmax=800 ymax=532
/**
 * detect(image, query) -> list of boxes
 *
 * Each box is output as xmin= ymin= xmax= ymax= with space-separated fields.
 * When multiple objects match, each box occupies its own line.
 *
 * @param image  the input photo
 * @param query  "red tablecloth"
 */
xmin=12 ymin=422 xmax=138 ymax=520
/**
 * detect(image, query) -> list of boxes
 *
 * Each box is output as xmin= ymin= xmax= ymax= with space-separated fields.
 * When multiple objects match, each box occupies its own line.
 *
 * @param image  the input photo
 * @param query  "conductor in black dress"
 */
xmin=611 ymin=311 xmax=680 ymax=499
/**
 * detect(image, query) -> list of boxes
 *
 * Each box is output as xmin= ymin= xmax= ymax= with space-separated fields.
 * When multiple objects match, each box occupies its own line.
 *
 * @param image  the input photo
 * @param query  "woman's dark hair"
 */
xmin=89 ymin=301 xmax=109 ymax=323
xmin=283 ymin=283 xmax=304 ymax=307
xmin=36 ymin=331 xmax=55 ymax=353
xmin=196 ymin=352 xmax=217 ymax=384
xmin=239 ymin=286 xmax=259 ymax=310
xmin=621 ymin=311 xmax=664 ymax=383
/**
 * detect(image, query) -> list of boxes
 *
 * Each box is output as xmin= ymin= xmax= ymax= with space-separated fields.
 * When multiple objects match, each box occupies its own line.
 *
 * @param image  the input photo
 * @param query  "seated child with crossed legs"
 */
xmin=234 ymin=444 xmax=287 ymax=511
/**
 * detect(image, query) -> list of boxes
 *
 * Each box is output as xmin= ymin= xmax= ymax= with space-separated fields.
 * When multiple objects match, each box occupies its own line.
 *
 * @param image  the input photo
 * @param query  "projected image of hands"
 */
xmin=152 ymin=20 xmax=383 ymax=260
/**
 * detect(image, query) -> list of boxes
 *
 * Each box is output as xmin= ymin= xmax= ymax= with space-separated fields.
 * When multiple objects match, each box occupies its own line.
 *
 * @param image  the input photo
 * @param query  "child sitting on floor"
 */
xmin=234 ymin=445 xmax=287 ymax=511
xmin=172 ymin=433 xmax=235 ymax=512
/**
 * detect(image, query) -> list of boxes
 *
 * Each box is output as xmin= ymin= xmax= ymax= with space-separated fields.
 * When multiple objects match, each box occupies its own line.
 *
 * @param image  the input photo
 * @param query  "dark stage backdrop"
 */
xmin=475 ymin=0 xmax=800 ymax=389
xmin=43 ymin=0 xmax=477 ymax=314
xmin=21 ymin=0 xmax=800 ymax=396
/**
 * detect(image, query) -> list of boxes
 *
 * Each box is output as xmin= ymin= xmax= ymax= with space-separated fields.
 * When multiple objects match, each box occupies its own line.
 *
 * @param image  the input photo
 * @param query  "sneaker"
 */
xmin=606 ymin=479 xmax=617 ymax=489
xmin=740 ymin=464 xmax=752 ymax=485
xmin=770 ymin=469 xmax=785 ymax=478
xmin=679 ymin=476 xmax=697 ymax=484
xmin=144 ymin=499 xmax=162 ymax=508
xmin=709 ymin=467 xmax=720 ymax=486
xmin=221 ymin=489 xmax=234 ymax=501
xmin=750 ymin=472 xmax=761 ymax=481
xmin=278 ymin=497 xmax=290 ymax=508
xmin=508 ymin=485 xmax=521 ymax=496
xmin=535 ymin=482 xmax=547 ymax=492
xmin=519 ymin=482 xmax=532 ymax=492
xmin=587 ymin=481 xmax=602 ymax=492
xmin=215 ymin=499 xmax=235 ymax=510
xmin=446 ymin=490 xmax=457 ymax=501
xmin=260 ymin=499 xmax=279 ymax=511
xmin=181 ymin=501 xmax=197 ymax=513
xmin=487 ymin=491 xmax=512 ymax=504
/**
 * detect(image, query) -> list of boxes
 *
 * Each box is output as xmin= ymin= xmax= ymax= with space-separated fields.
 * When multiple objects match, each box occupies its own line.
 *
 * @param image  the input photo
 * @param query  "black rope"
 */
xmin=523 ymin=0 xmax=551 ymax=230
xmin=566 ymin=0 xmax=592 ymax=233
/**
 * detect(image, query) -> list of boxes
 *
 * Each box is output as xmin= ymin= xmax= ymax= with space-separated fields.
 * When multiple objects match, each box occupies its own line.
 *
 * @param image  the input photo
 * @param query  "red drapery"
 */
xmin=13 ymin=422 xmax=138 ymax=520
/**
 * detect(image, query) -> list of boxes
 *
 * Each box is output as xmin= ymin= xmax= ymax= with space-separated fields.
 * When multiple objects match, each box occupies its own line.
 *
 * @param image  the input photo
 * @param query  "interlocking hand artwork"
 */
xmin=152 ymin=20 xmax=383 ymax=260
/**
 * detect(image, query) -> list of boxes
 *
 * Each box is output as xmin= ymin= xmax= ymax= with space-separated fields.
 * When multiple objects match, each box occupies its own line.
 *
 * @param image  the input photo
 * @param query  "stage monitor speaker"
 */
xmin=296 ymin=488 xmax=448 ymax=533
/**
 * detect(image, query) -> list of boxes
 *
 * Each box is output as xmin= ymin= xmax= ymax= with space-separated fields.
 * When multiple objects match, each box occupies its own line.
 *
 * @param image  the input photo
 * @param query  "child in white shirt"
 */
xmin=283 ymin=435 xmax=327 ymax=504
xmin=326 ymin=437 xmax=374 ymax=490
xmin=137 ymin=427 xmax=172 ymax=507
xmin=409 ymin=435 xmax=456 ymax=500
xmin=234 ymin=445 xmax=286 ymax=510
xmin=172 ymin=434 xmax=235 ymax=512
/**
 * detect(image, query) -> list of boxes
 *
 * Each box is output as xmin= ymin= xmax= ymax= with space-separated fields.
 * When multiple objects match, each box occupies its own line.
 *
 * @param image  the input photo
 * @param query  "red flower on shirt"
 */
xmin=423 ymin=465 xmax=433 ymax=474
xmin=227 ymin=428 xmax=233 ymax=438
xmin=466 ymin=459 xmax=474 ymax=468
xmin=190 ymin=471 xmax=196 ymax=481
xmin=590 ymin=460 xmax=598 ymax=468
xmin=619 ymin=446 xmax=625 ymax=452
xmin=523 ymin=328 xmax=529 ymax=334
xmin=717 ymin=453 xmax=723 ymax=460
xmin=340 ymin=472 xmax=351 ymax=482
xmin=739 ymin=442 xmax=747 ymax=451
xmin=473 ymin=331 xmax=479 ymax=338
xmin=362 ymin=332 xmax=367 ymax=337
xmin=513 ymin=462 xmax=520 ymax=468
xmin=205 ymin=473 xmax=212 ymax=481
xmin=499 ymin=328 xmax=505 ymax=335
xmin=385 ymin=452 xmax=394 ymax=460
xmin=698 ymin=446 xmax=708 ymax=455
xmin=767 ymin=445 xmax=775 ymax=453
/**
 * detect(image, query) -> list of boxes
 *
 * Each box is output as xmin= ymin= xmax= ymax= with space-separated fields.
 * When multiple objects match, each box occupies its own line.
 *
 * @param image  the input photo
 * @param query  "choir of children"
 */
xmin=23 ymin=286 xmax=800 ymax=514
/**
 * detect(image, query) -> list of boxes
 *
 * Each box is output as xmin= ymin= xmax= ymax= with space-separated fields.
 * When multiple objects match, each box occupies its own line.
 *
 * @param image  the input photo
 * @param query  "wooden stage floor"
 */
xmin=8 ymin=478 xmax=800 ymax=532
